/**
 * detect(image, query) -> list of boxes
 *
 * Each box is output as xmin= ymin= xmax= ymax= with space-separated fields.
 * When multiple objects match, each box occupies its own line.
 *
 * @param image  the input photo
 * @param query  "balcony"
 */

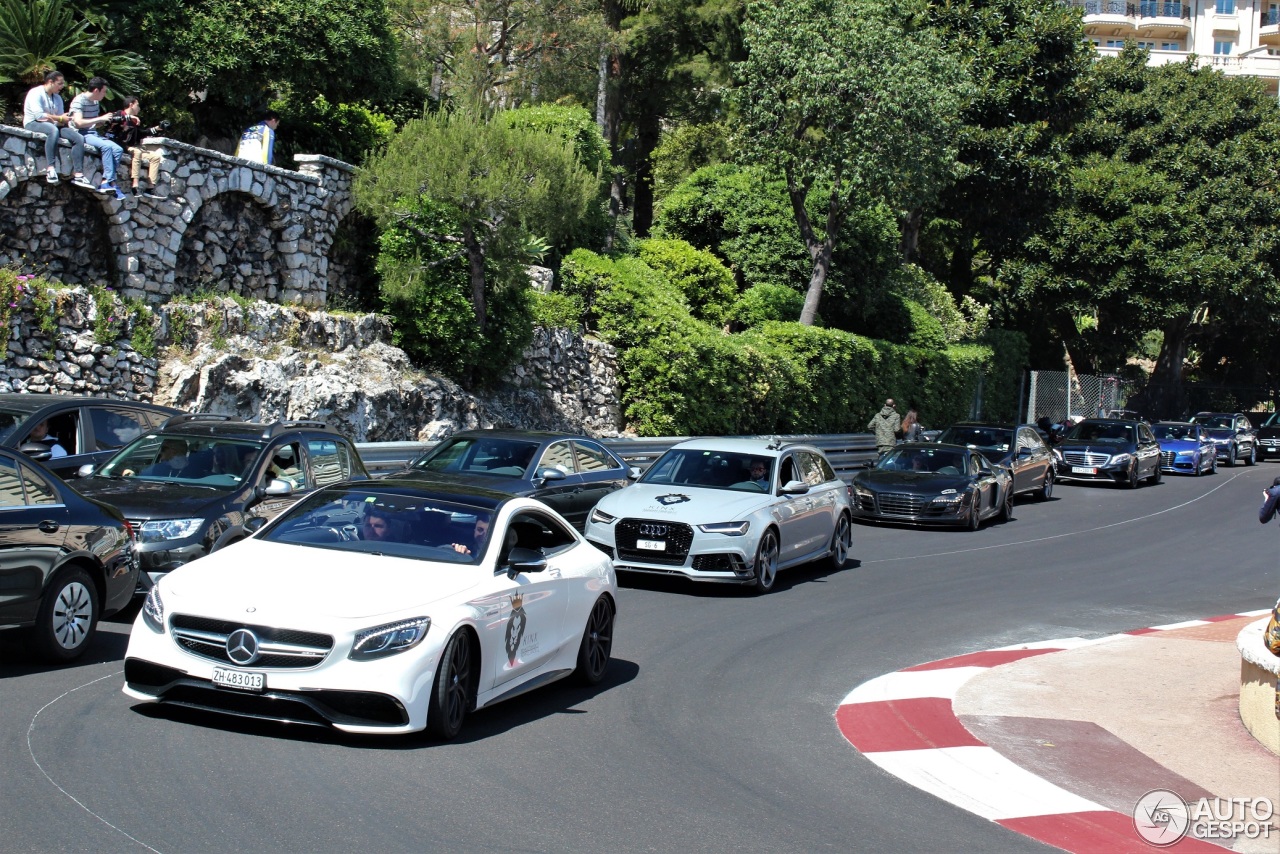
xmin=1260 ymin=9 xmax=1280 ymax=45
xmin=1072 ymin=0 xmax=1138 ymax=36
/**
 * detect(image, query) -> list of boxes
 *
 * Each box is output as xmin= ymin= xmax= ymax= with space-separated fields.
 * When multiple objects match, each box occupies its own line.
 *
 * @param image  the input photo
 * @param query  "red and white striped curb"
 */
xmin=835 ymin=610 xmax=1273 ymax=853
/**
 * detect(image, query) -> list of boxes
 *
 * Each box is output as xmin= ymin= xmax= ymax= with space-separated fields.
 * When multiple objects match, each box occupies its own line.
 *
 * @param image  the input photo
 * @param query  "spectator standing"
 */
xmin=867 ymin=398 xmax=902 ymax=457
xmin=104 ymin=96 xmax=167 ymax=199
xmin=69 ymin=77 xmax=126 ymax=199
xmin=900 ymin=408 xmax=925 ymax=443
xmin=236 ymin=111 xmax=280 ymax=166
xmin=22 ymin=70 xmax=90 ymax=187
xmin=1260 ymin=476 xmax=1280 ymax=525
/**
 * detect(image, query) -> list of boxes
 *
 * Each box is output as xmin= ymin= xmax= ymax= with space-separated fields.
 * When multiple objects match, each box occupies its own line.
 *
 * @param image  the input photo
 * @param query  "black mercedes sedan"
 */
xmin=396 ymin=429 xmax=637 ymax=531
xmin=1053 ymin=418 xmax=1162 ymax=488
xmin=0 ymin=392 xmax=180 ymax=479
xmin=934 ymin=422 xmax=1055 ymax=500
xmin=849 ymin=443 xmax=1013 ymax=530
xmin=0 ymin=447 xmax=137 ymax=662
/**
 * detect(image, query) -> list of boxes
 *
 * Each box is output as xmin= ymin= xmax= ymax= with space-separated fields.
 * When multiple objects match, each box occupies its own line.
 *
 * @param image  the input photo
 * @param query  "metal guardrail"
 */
xmin=356 ymin=431 xmax=941 ymax=482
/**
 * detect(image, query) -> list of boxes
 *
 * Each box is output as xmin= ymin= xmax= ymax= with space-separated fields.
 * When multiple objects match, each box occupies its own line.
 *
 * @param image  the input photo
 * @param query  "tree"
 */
xmin=999 ymin=48 xmax=1280 ymax=416
xmin=921 ymin=0 xmax=1094 ymax=291
xmin=354 ymin=105 xmax=598 ymax=342
xmin=731 ymin=0 xmax=968 ymax=325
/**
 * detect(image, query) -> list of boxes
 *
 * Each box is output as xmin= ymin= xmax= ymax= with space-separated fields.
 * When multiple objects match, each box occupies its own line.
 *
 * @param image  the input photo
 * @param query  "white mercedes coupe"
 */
xmin=583 ymin=438 xmax=853 ymax=593
xmin=122 ymin=480 xmax=617 ymax=738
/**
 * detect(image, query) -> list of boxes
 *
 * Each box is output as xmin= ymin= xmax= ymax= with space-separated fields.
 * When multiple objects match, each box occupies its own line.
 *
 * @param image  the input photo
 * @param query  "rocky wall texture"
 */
xmin=0 ymin=287 xmax=623 ymax=438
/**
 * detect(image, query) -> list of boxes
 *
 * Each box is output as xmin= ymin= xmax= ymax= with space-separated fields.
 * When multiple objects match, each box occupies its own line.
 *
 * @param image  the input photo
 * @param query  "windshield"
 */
xmin=1153 ymin=424 xmax=1196 ymax=441
xmin=935 ymin=427 xmax=1011 ymax=451
xmin=0 ymin=409 xmax=25 ymax=444
xmin=876 ymin=447 xmax=968 ymax=475
xmin=410 ymin=436 xmax=539 ymax=479
xmin=1193 ymin=415 xmax=1233 ymax=430
xmin=1064 ymin=422 xmax=1134 ymax=444
xmin=639 ymin=449 xmax=774 ymax=492
xmin=1264 ymin=413 xmax=1280 ymax=427
xmin=261 ymin=487 xmax=491 ymax=564
xmin=98 ymin=433 xmax=264 ymax=489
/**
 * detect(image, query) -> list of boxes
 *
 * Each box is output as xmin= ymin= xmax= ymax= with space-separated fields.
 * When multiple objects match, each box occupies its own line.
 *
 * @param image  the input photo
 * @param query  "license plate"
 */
xmin=636 ymin=538 xmax=666 ymax=551
xmin=212 ymin=666 xmax=265 ymax=692
xmin=1071 ymin=466 xmax=1096 ymax=474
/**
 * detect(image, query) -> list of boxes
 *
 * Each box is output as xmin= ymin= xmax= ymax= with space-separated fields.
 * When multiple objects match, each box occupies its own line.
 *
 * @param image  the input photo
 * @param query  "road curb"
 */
xmin=835 ymin=610 xmax=1272 ymax=853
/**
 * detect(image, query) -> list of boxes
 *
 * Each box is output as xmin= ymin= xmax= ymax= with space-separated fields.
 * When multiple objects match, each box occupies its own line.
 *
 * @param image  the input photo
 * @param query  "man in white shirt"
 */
xmin=22 ymin=70 xmax=89 ymax=187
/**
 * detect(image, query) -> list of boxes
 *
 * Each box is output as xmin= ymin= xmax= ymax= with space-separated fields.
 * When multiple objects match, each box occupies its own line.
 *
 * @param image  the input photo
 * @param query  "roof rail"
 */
xmin=160 ymin=412 xmax=233 ymax=429
xmin=262 ymin=419 xmax=330 ymax=439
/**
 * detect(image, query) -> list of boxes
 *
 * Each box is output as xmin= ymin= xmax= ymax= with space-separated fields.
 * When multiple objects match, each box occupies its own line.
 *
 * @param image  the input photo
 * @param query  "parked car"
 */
xmin=75 ymin=414 xmax=368 ymax=586
xmin=1053 ymin=418 xmax=1162 ymax=488
xmin=0 ymin=447 xmax=137 ymax=662
xmin=1151 ymin=422 xmax=1216 ymax=476
xmin=396 ymin=429 xmax=636 ymax=531
xmin=121 ymin=480 xmax=616 ymax=738
xmin=0 ymin=392 xmax=180 ymax=479
xmin=1189 ymin=412 xmax=1257 ymax=467
xmin=583 ymin=438 xmax=853 ymax=593
xmin=850 ymin=442 xmax=1014 ymax=530
xmin=934 ymin=422 xmax=1055 ymax=500
xmin=1256 ymin=412 xmax=1280 ymax=461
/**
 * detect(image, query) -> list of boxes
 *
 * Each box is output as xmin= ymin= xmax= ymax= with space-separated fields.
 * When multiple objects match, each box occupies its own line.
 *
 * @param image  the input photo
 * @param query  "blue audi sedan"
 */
xmin=1151 ymin=421 xmax=1216 ymax=476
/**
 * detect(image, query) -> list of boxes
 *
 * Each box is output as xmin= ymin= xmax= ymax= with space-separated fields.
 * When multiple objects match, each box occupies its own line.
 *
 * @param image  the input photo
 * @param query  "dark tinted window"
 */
xmin=89 ymin=406 xmax=156 ymax=450
xmin=0 ymin=457 xmax=23 ymax=507
xmin=19 ymin=463 xmax=58 ymax=505
xmin=412 ymin=436 xmax=539 ymax=478
xmin=574 ymin=441 xmax=621 ymax=473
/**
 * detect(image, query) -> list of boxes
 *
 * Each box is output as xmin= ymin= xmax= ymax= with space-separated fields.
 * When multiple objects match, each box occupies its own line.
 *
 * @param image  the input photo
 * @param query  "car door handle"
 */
xmin=39 ymin=520 xmax=60 ymax=534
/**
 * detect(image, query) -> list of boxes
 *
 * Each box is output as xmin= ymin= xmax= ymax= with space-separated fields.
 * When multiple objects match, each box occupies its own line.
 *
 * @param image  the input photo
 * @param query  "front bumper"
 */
xmin=1054 ymin=460 xmax=1133 ymax=485
xmin=121 ymin=612 xmax=436 ymax=734
xmin=136 ymin=541 xmax=208 ymax=584
xmin=584 ymin=523 xmax=756 ymax=584
xmin=849 ymin=491 xmax=970 ymax=526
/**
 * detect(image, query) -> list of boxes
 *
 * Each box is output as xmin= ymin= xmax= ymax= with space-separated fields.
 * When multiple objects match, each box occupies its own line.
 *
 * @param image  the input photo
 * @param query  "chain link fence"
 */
xmin=1024 ymin=370 xmax=1125 ymax=424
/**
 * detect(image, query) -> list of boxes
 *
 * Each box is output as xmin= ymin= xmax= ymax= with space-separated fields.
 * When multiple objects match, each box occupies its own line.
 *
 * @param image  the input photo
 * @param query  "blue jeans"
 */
xmin=83 ymin=132 xmax=124 ymax=183
xmin=25 ymin=121 xmax=85 ymax=174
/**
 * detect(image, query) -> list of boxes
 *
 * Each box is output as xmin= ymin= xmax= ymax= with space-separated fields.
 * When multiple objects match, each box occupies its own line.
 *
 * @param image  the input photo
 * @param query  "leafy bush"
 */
xmin=635 ymin=239 xmax=736 ymax=327
xmin=274 ymin=95 xmax=396 ymax=166
xmin=651 ymin=121 xmax=735 ymax=200
xmin=529 ymin=291 xmax=584 ymax=330
xmin=728 ymin=284 xmax=806 ymax=329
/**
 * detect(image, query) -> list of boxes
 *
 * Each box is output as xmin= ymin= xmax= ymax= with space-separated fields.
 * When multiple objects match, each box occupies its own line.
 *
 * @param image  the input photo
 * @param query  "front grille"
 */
xmin=615 ymin=519 xmax=694 ymax=565
xmin=1062 ymin=451 xmax=1109 ymax=467
xmin=876 ymin=493 xmax=930 ymax=515
xmin=169 ymin=614 xmax=333 ymax=669
xmin=1160 ymin=451 xmax=1175 ymax=466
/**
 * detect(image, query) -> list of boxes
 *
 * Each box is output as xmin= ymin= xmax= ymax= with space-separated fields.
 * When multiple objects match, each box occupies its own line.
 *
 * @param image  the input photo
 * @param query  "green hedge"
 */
xmin=559 ymin=249 xmax=1004 ymax=435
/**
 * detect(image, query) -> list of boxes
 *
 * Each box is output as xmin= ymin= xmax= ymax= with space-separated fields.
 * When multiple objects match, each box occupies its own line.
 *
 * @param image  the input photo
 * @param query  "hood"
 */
xmin=853 ymin=469 xmax=974 ymax=494
xmin=74 ymin=476 xmax=241 ymax=519
xmin=1056 ymin=439 xmax=1135 ymax=454
xmin=1202 ymin=427 xmax=1235 ymax=440
xmin=159 ymin=539 xmax=484 ymax=623
xmin=394 ymin=469 xmax=533 ymax=495
xmin=1156 ymin=437 xmax=1201 ymax=449
xmin=595 ymin=482 xmax=771 ymax=522
xmin=1258 ymin=424 xmax=1280 ymax=439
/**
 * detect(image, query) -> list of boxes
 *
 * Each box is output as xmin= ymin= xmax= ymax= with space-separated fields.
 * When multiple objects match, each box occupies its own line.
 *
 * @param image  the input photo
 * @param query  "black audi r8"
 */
xmin=849 ymin=443 xmax=1014 ymax=530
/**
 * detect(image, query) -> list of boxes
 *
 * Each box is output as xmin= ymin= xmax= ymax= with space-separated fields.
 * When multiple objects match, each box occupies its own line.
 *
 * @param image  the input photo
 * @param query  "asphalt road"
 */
xmin=2 ymin=462 xmax=1276 ymax=853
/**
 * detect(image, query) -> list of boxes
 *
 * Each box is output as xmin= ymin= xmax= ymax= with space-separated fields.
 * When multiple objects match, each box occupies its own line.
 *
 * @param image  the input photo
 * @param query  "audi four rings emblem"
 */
xmin=638 ymin=523 xmax=668 ymax=537
xmin=226 ymin=629 xmax=260 ymax=665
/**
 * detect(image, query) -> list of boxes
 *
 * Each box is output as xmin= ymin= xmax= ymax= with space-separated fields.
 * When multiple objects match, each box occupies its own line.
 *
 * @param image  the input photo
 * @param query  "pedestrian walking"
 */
xmin=900 ymin=408 xmax=925 ymax=443
xmin=868 ymin=398 xmax=902 ymax=457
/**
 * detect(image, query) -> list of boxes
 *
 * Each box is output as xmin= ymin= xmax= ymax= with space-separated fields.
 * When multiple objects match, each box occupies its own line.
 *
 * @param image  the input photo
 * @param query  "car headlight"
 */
xmin=697 ymin=521 xmax=750 ymax=535
xmin=589 ymin=507 xmax=616 ymax=525
xmin=142 ymin=585 xmax=165 ymax=632
xmin=1175 ymin=451 xmax=1194 ymax=458
xmin=1109 ymin=453 xmax=1132 ymax=466
xmin=349 ymin=617 xmax=431 ymax=661
xmin=137 ymin=518 xmax=204 ymax=544
xmin=1051 ymin=449 xmax=1063 ymax=462
xmin=853 ymin=484 xmax=873 ymax=498
xmin=932 ymin=490 xmax=964 ymax=504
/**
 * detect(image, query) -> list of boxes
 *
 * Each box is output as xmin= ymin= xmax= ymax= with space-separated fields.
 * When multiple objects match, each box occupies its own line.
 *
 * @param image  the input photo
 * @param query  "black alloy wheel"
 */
xmin=1126 ymin=461 xmax=1140 ymax=489
xmin=752 ymin=529 xmax=780 ymax=594
xmin=575 ymin=596 xmax=614 ymax=685
xmin=827 ymin=514 xmax=852 ymax=570
xmin=32 ymin=566 xmax=99 ymax=663
xmin=1038 ymin=469 xmax=1054 ymax=501
xmin=426 ymin=631 xmax=474 ymax=740
xmin=966 ymin=494 xmax=982 ymax=531
xmin=998 ymin=488 xmax=1014 ymax=523
xmin=1247 ymin=444 xmax=1257 ymax=466
xmin=1226 ymin=445 xmax=1237 ymax=467
xmin=1149 ymin=463 xmax=1162 ymax=484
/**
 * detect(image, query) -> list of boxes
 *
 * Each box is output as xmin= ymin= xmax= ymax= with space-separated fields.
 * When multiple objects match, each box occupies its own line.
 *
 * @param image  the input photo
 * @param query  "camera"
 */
xmin=106 ymin=112 xmax=125 ymax=126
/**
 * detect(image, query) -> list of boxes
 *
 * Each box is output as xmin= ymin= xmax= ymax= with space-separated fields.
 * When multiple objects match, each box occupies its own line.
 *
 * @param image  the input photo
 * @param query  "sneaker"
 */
xmin=142 ymin=192 xmax=165 ymax=201
xmin=71 ymin=175 xmax=93 ymax=189
xmin=45 ymin=167 xmax=58 ymax=184
xmin=96 ymin=181 xmax=116 ymax=195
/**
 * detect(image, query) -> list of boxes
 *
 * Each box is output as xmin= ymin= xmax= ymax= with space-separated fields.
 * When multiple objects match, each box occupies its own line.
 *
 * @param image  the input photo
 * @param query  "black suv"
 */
xmin=1256 ymin=411 xmax=1280 ymax=461
xmin=1189 ymin=412 xmax=1257 ymax=467
xmin=74 ymin=414 xmax=369 ymax=585
xmin=0 ymin=393 xmax=180 ymax=479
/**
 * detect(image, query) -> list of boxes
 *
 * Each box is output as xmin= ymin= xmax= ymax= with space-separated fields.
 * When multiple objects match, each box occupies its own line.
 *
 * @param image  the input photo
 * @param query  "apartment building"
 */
xmin=1072 ymin=0 xmax=1280 ymax=93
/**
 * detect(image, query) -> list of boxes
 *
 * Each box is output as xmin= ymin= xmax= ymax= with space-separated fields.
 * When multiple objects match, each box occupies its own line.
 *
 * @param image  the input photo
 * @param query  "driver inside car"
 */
xmin=360 ymin=507 xmax=397 ymax=542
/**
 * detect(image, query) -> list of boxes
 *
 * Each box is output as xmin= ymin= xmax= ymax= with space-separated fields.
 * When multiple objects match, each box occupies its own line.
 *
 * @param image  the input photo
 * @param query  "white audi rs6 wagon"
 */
xmin=122 ymin=479 xmax=617 ymax=738
xmin=583 ymin=438 xmax=853 ymax=593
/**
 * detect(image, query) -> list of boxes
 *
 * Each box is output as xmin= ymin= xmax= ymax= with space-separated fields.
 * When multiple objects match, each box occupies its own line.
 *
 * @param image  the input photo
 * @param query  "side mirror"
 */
xmin=780 ymin=480 xmax=809 ymax=496
xmin=627 ymin=466 xmax=642 ymax=480
xmin=506 ymin=546 xmax=547 ymax=578
xmin=77 ymin=463 xmax=96 ymax=478
xmin=244 ymin=516 xmax=268 ymax=534
xmin=263 ymin=478 xmax=293 ymax=496
xmin=19 ymin=442 xmax=52 ymax=461
xmin=535 ymin=467 xmax=566 ymax=483
xmin=1017 ymin=446 xmax=1033 ymax=458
